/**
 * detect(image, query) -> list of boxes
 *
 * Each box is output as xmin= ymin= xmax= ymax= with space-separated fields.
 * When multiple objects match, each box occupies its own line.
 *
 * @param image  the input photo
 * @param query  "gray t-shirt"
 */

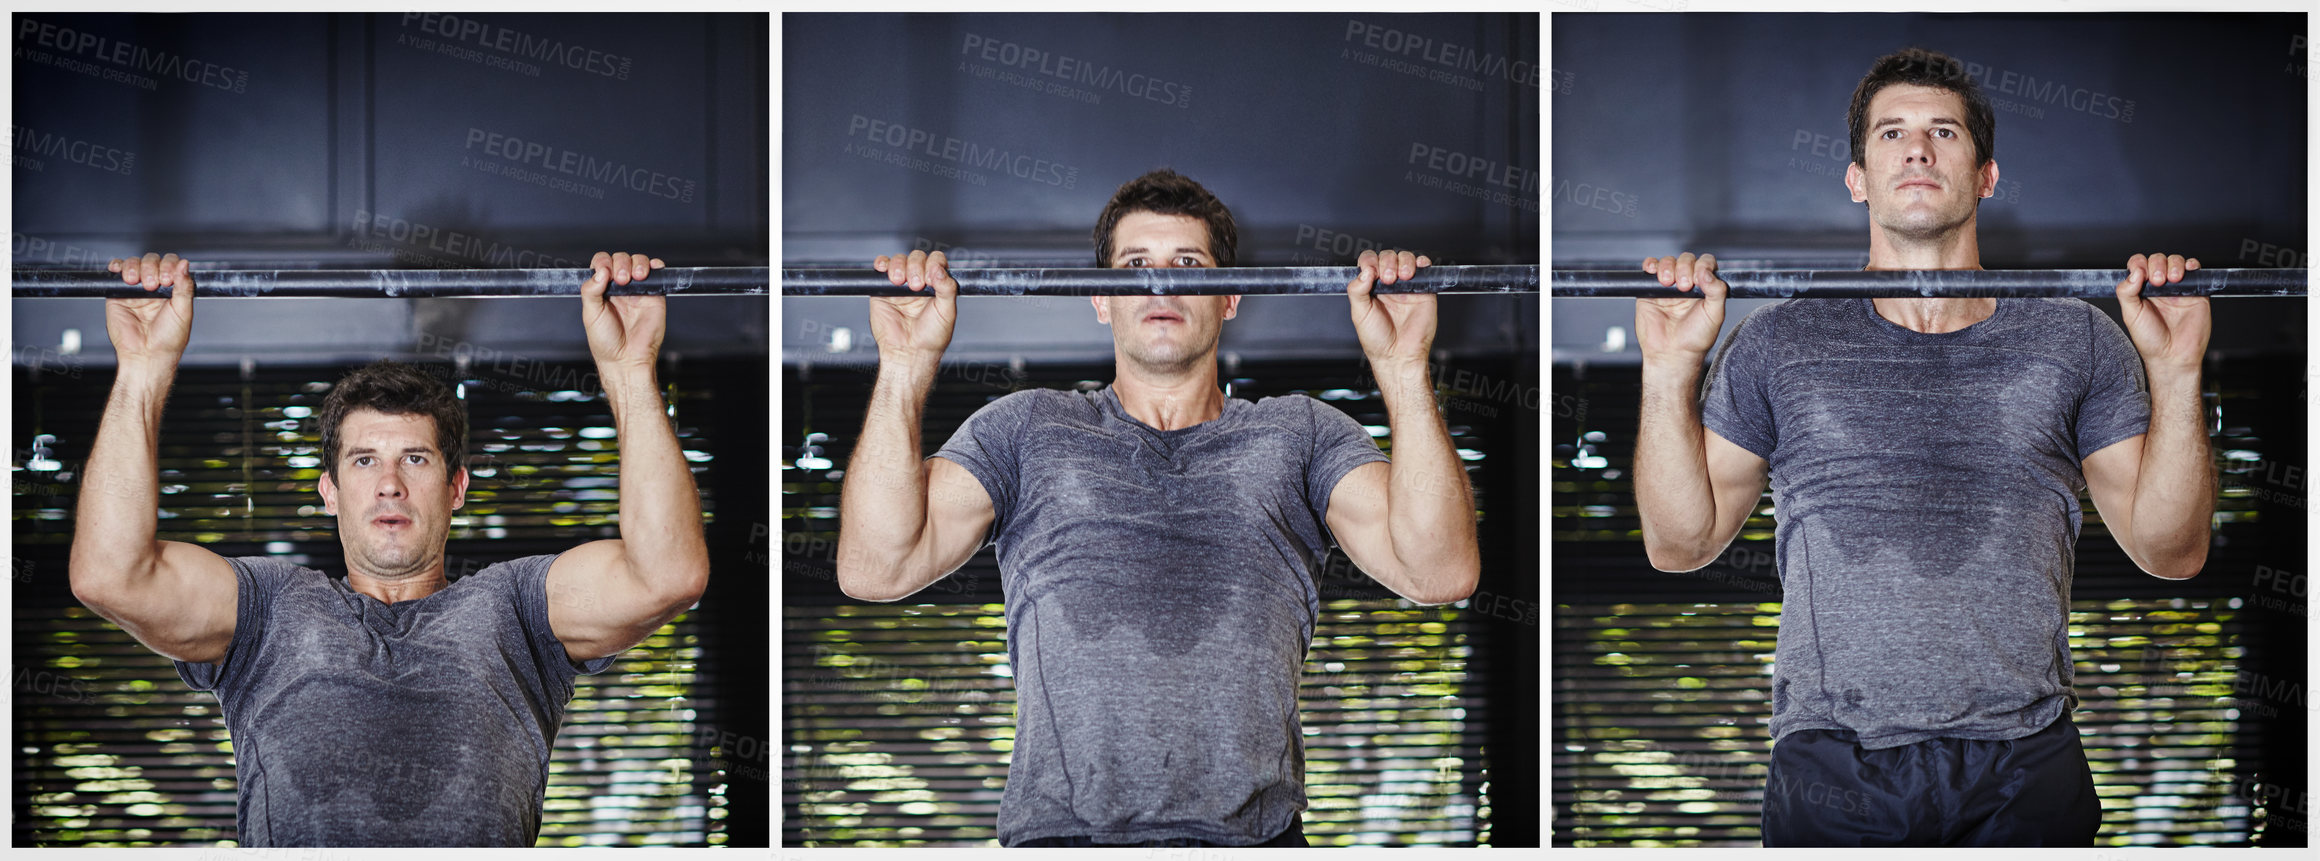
xmin=175 ymin=554 xmax=615 ymax=846
xmin=935 ymin=386 xmax=1389 ymax=846
xmin=1701 ymin=298 xmax=2150 ymax=750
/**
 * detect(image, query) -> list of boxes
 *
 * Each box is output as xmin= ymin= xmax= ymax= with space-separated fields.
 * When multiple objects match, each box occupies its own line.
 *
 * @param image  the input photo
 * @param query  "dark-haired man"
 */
xmin=69 ymin=251 xmax=708 ymax=846
xmin=1631 ymin=48 xmax=2214 ymax=846
xmin=837 ymin=169 xmax=1481 ymax=846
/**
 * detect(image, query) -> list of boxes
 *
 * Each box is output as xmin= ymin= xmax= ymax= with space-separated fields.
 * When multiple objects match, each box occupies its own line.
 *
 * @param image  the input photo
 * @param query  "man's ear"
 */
xmin=318 ymin=470 xmax=338 ymax=516
xmin=1223 ymin=295 xmax=1241 ymax=321
xmin=1978 ymin=159 xmax=2000 ymax=199
xmin=451 ymin=466 xmax=470 ymax=511
xmin=1093 ymin=295 xmax=1111 ymax=325
xmin=1844 ymin=161 xmax=1867 ymax=204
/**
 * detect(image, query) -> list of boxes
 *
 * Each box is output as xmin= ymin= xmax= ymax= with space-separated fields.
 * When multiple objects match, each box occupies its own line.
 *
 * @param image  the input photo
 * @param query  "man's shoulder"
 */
xmin=1245 ymin=391 xmax=1326 ymax=412
xmin=224 ymin=555 xmax=324 ymax=575
xmin=221 ymin=555 xmax=327 ymax=587
xmin=2003 ymin=297 xmax=2107 ymax=326
xmin=960 ymin=386 xmax=1107 ymax=428
xmin=460 ymin=553 xmax=561 ymax=586
xmin=1240 ymin=393 xmax=1372 ymax=440
xmin=976 ymin=386 xmax=1094 ymax=412
xmin=1737 ymin=297 xmax=1840 ymax=328
xmin=1984 ymin=299 xmax=2118 ymax=350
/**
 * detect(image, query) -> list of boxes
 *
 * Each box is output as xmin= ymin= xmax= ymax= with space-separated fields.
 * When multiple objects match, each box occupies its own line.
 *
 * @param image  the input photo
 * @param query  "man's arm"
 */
xmin=1631 ymin=253 xmax=1769 ymax=572
xmin=69 ymin=253 xmax=239 ymax=664
xmin=1324 ymin=249 xmax=1480 ymax=606
xmin=546 ymin=252 xmax=711 ymax=661
xmin=835 ymin=250 xmax=995 ymax=602
xmin=2083 ymin=253 xmax=2215 ymax=580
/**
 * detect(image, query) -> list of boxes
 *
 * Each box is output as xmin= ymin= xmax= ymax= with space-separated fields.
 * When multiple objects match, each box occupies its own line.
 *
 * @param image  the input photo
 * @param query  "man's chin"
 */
xmin=348 ymin=545 xmax=437 ymax=581
xmin=1877 ymin=210 xmax=1971 ymax=242
xmin=1122 ymin=345 xmax=1208 ymax=375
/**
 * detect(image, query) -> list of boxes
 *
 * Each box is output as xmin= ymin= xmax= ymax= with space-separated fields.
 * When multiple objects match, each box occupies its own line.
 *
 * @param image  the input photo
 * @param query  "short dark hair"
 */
xmin=1847 ymin=48 xmax=1996 ymax=168
xmin=316 ymin=360 xmax=467 ymax=481
xmin=1092 ymin=169 xmax=1239 ymax=268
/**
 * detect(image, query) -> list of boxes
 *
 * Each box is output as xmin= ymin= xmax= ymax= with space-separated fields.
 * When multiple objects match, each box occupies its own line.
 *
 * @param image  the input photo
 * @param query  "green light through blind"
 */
xmin=1553 ymin=599 xmax=2254 ymax=847
xmin=783 ymin=599 xmax=1488 ymax=846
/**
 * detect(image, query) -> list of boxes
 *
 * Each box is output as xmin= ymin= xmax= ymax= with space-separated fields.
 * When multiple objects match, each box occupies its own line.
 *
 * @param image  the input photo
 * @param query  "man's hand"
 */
xmin=2116 ymin=253 xmax=2211 ymax=373
xmin=582 ymin=251 xmax=668 ymax=371
xmin=868 ymin=250 xmax=960 ymax=368
xmin=1636 ymin=253 xmax=1728 ymax=363
xmin=103 ymin=253 xmax=197 ymax=368
xmin=1347 ymin=248 xmax=1436 ymax=370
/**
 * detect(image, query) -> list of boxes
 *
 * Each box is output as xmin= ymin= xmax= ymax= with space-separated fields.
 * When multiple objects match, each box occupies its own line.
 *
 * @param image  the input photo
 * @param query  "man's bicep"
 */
xmin=91 ymin=541 xmax=238 ymax=664
xmin=1322 ymin=461 xmax=1410 ymax=595
xmin=918 ymin=456 xmax=997 ymax=580
xmin=546 ymin=539 xmax=664 ymax=660
xmin=1704 ymin=428 xmax=1770 ymax=548
xmin=2081 ymin=432 xmax=2147 ymax=541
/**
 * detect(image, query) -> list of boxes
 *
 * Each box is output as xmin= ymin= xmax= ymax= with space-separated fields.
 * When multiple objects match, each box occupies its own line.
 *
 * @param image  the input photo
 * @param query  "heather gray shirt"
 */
xmin=936 ymin=386 xmax=1388 ymax=846
xmin=1701 ymin=298 xmax=2150 ymax=750
xmin=176 ymin=554 xmax=614 ymax=846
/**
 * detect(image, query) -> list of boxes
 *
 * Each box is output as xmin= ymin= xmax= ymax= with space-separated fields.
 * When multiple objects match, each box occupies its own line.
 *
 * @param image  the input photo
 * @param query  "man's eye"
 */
xmin=1125 ymin=258 xmax=1148 ymax=268
xmin=406 ymin=454 xmax=427 ymax=465
xmin=1177 ymin=257 xmax=1199 ymax=267
xmin=354 ymin=456 xmax=374 ymax=467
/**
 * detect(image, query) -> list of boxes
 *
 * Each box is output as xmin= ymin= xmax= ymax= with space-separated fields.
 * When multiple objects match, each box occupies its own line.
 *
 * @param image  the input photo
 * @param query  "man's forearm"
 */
xmin=2131 ymin=367 xmax=2216 ymax=575
xmin=1633 ymin=357 xmax=1721 ymax=569
xmin=835 ymin=358 xmax=939 ymax=592
xmin=1371 ymin=359 xmax=1479 ymax=589
xmin=71 ymin=363 xmax=176 ymax=593
xmin=600 ymin=364 xmax=709 ymax=597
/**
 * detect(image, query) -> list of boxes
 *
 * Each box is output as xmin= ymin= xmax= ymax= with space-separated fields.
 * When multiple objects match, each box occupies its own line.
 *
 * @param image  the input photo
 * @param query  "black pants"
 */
xmin=1761 ymin=714 xmax=2101 ymax=847
xmin=1015 ymin=819 xmax=1307 ymax=847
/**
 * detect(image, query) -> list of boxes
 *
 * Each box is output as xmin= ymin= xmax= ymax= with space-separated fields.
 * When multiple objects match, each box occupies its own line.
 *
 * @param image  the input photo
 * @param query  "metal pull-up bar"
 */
xmin=9 ymin=267 xmax=771 ymax=298
xmin=777 ymin=264 xmax=1541 ymax=296
xmin=14 ymin=264 xmax=2302 ymax=299
xmin=1548 ymin=268 xmax=2310 ymax=298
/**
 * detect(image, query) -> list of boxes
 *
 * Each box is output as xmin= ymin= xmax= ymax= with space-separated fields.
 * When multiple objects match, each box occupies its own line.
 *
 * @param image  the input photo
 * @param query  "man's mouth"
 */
xmin=1897 ymin=178 xmax=1941 ymax=191
xmin=1142 ymin=309 xmax=1184 ymax=324
xmin=372 ymin=514 xmax=413 ymax=530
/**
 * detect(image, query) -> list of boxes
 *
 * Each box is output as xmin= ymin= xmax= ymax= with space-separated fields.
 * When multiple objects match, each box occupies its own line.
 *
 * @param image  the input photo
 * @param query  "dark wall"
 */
xmin=782 ymin=12 xmax=1538 ymax=364
xmin=14 ymin=12 xmax=767 ymax=263
xmin=12 ymin=12 xmax=769 ymax=367
xmin=784 ymin=12 xmax=1538 ymax=267
xmin=1551 ymin=13 xmax=2305 ymax=268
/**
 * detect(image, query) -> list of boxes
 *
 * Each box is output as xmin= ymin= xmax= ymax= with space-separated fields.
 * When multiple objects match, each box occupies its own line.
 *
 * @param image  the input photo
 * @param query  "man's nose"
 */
xmin=375 ymin=469 xmax=406 ymax=497
xmin=1903 ymin=133 xmax=1933 ymax=163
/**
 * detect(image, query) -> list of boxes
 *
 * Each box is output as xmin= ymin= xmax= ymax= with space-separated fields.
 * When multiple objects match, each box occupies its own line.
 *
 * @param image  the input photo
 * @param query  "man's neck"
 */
xmin=1866 ymin=223 xmax=1994 ymax=334
xmin=1111 ymin=359 xmax=1225 ymax=431
xmin=346 ymin=567 xmax=450 ymax=604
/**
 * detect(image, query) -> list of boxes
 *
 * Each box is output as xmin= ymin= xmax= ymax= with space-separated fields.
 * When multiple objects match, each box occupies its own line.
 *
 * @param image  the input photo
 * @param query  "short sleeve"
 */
xmin=1302 ymin=396 xmax=1392 ymax=518
xmin=175 ymin=556 xmax=301 ymax=692
xmin=2075 ymin=304 xmax=2152 ymax=460
xmin=1699 ymin=305 xmax=1781 ymax=460
xmin=500 ymin=553 xmax=619 ymax=682
xmin=932 ymin=390 xmax=1039 ymax=535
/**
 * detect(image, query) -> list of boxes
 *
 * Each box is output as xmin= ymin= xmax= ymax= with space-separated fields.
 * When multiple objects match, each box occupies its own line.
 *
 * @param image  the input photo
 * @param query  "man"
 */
xmin=835 ymin=169 xmax=1481 ymax=847
xmin=1631 ymin=48 xmax=2214 ymax=847
xmin=68 ymin=251 xmax=709 ymax=846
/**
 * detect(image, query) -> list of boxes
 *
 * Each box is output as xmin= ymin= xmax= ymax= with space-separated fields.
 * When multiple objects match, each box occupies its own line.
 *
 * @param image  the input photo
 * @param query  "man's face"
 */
xmin=1093 ymin=210 xmax=1242 ymax=375
xmin=318 ymin=408 xmax=467 ymax=582
xmin=1845 ymin=83 xmax=1997 ymax=241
